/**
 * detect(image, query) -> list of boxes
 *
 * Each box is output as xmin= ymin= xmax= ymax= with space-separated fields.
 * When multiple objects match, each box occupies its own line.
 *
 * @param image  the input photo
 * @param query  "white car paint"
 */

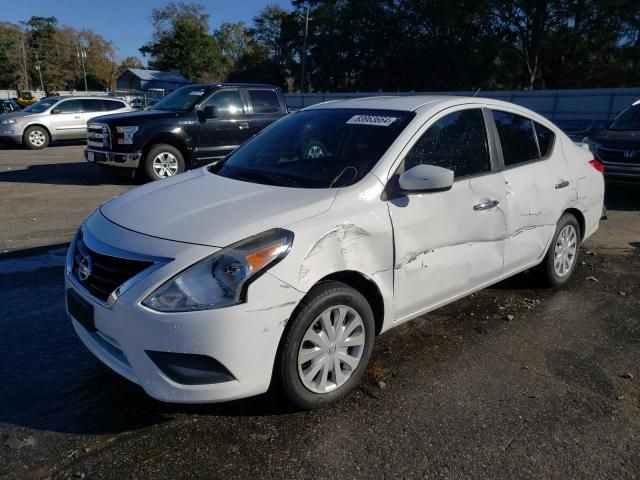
xmin=66 ymin=96 xmax=604 ymax=403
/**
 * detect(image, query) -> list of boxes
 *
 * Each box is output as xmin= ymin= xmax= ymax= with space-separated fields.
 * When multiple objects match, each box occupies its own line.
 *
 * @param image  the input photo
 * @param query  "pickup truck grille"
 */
xmin=73 ymin=236 xmax=153 ymax=302
xmin=597 ymin=146 xmax=640 ymax=165
xmin=87 ymin=123 xmax=111 ymax=149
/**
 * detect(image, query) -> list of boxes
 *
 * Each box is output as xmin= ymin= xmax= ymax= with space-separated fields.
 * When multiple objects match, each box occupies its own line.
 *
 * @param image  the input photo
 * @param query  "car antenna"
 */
xmin=473 ymin=88 xmax=481 ymax=98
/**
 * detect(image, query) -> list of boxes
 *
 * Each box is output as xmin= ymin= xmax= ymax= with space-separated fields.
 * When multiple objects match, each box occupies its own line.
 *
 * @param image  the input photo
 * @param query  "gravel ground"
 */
xmin=0 ymin=145 xmax=639 ymax=479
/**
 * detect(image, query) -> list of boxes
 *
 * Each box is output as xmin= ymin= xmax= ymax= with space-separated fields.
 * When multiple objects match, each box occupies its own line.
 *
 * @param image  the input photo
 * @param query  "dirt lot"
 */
xmin=0 ymin=145 xmax=639 ymax=479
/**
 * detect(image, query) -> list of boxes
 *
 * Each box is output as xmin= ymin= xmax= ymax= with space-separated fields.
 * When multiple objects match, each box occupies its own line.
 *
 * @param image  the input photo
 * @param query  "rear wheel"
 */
xmin=276 ymin=281 xmax=375 ymax=409
xmin=533 ymin=213 xmax=580 ymax=287
xmin=144 ymin=144 xmax=185 ymax=181
xmin=23 ymin=126 xmax=49 ymax=150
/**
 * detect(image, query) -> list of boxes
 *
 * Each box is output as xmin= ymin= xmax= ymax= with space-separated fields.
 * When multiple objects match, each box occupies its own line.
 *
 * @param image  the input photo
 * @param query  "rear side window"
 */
xmin=534 ymin=122 xmax=554 ymax=157
xmin=81 ymin=99 xmax=105 ymax=113
xmin=492 ymin=111 xmax=540 ymax=166
xmin=404 ymin=109 xmax=490 ymax=178
xmin=56 ymin=100 xmax=82 ymax=114
xmin=102 ymin=100 xmax=125 ymax=111
xmin=248 ymin=89 xmax=281 ymax=114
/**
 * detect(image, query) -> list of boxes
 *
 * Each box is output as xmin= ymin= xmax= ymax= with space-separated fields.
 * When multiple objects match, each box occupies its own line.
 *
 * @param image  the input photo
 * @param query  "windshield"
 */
xmin=216 ymin=109 xmax=415 ymax=189
xmin=23 ymin=98 xmax=58 ymax=113
xmin=149 ymin=85 xmax=210 ymax=112
xmin=609 ymin=103 xmax=640 ymax=131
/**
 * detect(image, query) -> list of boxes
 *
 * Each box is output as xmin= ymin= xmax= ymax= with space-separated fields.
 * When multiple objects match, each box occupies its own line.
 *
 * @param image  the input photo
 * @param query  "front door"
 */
xmin=489 ymin=109 xmax=572 ymax=272
xmin=389 ymin=107 xmax=508 ymax=321
xmin=194 ymin=89 xmax=250 ymax=160
xmin=49 ymin=99 xmax=85 ymax=139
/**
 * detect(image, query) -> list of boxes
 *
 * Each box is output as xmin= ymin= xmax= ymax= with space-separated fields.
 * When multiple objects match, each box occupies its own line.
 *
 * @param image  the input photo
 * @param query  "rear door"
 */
xmin=194 ymin=88 xmax=250 ymax=160
xmin=488 ymin=108 xmax=571 ymax=272
xmin=389 ymin=106 xmax=508 ymax=321
xmin=49 ymin=99 xmax=85 ymax=139
xmin=245 ymin=88 xmax=285 ymax=137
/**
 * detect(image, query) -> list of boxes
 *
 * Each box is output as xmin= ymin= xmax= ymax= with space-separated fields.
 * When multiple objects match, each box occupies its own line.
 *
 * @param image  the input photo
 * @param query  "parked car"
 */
xmin=583 ymin=99 xmax=640 ymax=182
xmin=84 ymin=83 xmax=288 ymax=181
xmin=0 ymin=99 xmax=21 ymax=114
xmin=66 ymin=96 xmax=604 ymax=409
xmin=0 ymin=96 xmax=132 ymax=149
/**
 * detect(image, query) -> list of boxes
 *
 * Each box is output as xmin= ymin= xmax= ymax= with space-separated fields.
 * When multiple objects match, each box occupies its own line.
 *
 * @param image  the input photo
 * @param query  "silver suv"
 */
xmin=0 ymin=96 xmax=132 ymax=149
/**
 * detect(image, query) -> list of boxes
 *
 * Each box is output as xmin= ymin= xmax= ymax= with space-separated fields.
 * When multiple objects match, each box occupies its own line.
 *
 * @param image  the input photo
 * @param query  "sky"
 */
xmin=3 ymin=0 xmax=292 ymax=62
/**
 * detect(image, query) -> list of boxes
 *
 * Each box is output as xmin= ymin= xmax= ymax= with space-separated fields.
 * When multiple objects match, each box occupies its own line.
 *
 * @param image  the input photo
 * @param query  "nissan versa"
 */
xmin=66 ymin=96 xmax=604 ymax=409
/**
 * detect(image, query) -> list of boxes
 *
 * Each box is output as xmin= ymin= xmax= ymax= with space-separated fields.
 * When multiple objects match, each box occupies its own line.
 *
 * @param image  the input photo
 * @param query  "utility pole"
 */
xmin=77 ymin=47 xmax=88 ymax=91
xmin=34 ymin=50 xmax=44 ymax=92
xmin=19 ymin=32 xmax=30 ymax=87
xmin=300 ymin=6 xmax=311 ymax=93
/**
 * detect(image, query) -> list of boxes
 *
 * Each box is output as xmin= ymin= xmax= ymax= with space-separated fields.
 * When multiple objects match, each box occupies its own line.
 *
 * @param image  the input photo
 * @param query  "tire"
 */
xmin=533 ymin=213 xmax=581 ymax=287
xmin=23 ymin=126 xmax=50 ymax=150
xmin=276 ymin=281 xmax=375 ymax=409
xmin=143 ymin=144 xmax=185 ymax=181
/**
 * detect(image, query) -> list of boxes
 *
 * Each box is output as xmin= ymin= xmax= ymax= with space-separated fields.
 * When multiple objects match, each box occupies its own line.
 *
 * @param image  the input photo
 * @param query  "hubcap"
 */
xmin=29 ymin=130 xmax=46 ymax=146
xmin=152 ymin=152 xmax=179 ymax=178
xmin=297 ymin=305 xmax=365 ymax=394
xmin=553 ymin=224 xmax=577 ymax=277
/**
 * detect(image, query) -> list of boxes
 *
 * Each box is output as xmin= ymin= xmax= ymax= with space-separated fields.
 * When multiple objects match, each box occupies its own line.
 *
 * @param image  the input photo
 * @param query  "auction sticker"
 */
xmin=346 ymin=115 xmax=398 ymax=127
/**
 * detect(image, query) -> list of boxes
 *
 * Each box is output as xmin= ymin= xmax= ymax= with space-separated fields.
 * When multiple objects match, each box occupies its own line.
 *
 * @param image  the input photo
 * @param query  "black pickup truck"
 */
xmin=85 ymin=83 xmax=288 ymax=180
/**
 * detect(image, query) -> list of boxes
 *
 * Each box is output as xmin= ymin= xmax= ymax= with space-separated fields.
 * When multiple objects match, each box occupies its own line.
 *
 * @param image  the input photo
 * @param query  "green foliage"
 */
xmin=140 ymin=2 xmax=221 ymax=82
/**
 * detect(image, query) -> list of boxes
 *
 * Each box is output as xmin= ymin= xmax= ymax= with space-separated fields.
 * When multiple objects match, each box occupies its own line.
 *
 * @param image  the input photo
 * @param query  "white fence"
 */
xmin=285 ymin=87 xmax=640 ymax=137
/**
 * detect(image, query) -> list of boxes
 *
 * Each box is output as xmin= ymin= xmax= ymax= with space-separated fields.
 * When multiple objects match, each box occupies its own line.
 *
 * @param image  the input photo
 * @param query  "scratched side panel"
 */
xmin=268 ymin=174 xmax=396 ymax=327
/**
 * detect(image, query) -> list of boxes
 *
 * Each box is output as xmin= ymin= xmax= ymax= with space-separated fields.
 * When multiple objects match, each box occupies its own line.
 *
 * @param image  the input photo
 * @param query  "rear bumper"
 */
xmin=85 ymin=147 xmax=141 ymax=169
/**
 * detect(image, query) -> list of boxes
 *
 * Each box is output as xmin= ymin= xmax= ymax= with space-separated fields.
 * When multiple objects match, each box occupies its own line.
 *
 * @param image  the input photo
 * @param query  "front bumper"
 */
xmin=65 ymin=212 xmax=304 ymax=403
xmin=85 ymin=147 xmax=142 ymax=169
xmin=0 ymin=132 xmax=22 ymax=144
xmin=601 ymin=162 xmax=640 ymax=182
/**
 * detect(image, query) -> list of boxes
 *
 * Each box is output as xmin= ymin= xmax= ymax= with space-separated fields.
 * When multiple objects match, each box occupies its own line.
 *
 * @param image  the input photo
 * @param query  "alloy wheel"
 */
xmin=553 ymin=224 xmax=577 ymax=277
xmin=29 ymin=130 xmax=46 ymax=147
xmin=152 ymin=152 xmax=179 ymax=178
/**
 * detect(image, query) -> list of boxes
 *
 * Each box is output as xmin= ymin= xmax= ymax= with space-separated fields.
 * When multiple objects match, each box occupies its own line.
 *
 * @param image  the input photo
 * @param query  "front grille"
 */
xmin=597 ymin=146 xmax=640 ymax=165
xmin=87 ymin=123 xmax=111 ymax=149
xmin=73 ymin=236 xmax=153 ymax=302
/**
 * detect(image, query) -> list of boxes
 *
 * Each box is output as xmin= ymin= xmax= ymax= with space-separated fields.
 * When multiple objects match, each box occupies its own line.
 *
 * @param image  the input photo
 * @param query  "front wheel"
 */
xmin=276 ymin=281 xmax=375 ymax=409
xmin=23 ymin=126 xmax=50 ymax=150
xmin=144 ymin=144 xmax=185 ymax=181
xmin=533 ymin=213 xmax=580 ymax=287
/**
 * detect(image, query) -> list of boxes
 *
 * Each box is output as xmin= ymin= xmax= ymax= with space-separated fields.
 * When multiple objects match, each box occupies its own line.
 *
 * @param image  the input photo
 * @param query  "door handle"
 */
xmin=473 ymin=200 xmax=500 ymax=211
xmin=555 ymin=180 xmax=569 ymax=189
xmin=74 ymin=115 xmax=81 ymax=119
xmin=238 ymin=121 xmax=250 ymax=130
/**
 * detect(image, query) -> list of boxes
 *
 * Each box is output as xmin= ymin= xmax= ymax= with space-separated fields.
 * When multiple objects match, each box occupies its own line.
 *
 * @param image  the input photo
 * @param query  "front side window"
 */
xmin=201 ymin=90 xmax=243 ymax=116
xmin=217 ymin=108 xmax=415 ymax=188
xmin=492 ymin=110 xmax=539 ymax=166
xmin=81 ymin=99 xmax=105 ymax=113
xmin=404 ymin=109 xmax=490 ymax=178
xmin=55 ymin=100 xmax=82 ymax=114
xmin=248 ymin=89 xmax=281 ymax=114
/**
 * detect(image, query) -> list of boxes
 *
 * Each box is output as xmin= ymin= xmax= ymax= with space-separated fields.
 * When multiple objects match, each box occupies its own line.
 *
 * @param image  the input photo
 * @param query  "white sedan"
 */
xmin=65 ymin=96 xmax=604 ymax=409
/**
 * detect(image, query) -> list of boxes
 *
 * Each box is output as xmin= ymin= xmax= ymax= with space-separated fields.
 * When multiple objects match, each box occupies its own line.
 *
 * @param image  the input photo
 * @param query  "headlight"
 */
xmin=116 ymin=126 xmax=138 ymax=144
xmin=1 ymin=118 xmax=17 ymax=124
xmin=143 ymin=228 xmax=294 ymax=312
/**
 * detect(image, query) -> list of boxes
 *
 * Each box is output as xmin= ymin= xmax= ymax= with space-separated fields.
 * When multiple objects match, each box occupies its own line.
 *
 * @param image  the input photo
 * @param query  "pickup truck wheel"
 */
xmin=533 ymin=213 xmax=580 ymax=287
xmin=276 ymin=281 xmax=375 ymax=409
xmin=144 ymin=144 xmax=185 ymax=181
xmin=23 ymin=126 xmax=50 ymax=150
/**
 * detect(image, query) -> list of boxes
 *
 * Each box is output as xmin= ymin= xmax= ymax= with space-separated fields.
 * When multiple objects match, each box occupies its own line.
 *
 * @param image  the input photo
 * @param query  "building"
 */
xmin=116 ymin=68 xmax=191 ymax=93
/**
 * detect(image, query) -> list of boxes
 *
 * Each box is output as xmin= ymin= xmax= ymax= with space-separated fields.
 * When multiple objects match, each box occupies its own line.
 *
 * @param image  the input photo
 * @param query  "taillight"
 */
xmin=589 ymin=159 xmax=604 ymax=174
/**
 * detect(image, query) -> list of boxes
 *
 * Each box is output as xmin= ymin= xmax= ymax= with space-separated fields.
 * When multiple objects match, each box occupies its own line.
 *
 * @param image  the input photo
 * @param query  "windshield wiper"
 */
xmin=230 ymin=168 xmax=302 ymax=187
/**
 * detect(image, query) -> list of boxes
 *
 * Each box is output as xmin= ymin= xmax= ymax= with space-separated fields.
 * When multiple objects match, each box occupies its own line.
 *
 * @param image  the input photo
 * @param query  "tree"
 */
xmin=215 ymin=22 xmax=252 ymax=79
xmin=0 ymin=23 xmax=24 ymax=87
xmin=139 ymin=2 xmax=221 ymax=81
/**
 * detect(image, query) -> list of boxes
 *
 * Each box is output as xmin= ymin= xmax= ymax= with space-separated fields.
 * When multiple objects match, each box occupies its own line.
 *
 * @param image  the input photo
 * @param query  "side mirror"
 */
xmin=202 ymin=105 xmax=216 ymax=119
xmin=399 ymin=164 xmax=454 ymax=193
xmin=51 ymin=108 xmax=61 ymax=115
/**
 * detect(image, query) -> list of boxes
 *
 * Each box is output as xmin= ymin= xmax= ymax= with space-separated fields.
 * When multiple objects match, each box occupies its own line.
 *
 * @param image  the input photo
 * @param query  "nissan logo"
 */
xmin=624 ymin=150 xmax=637 ymax=160
xmin=78 ymin=255 xmax=93 ymax=281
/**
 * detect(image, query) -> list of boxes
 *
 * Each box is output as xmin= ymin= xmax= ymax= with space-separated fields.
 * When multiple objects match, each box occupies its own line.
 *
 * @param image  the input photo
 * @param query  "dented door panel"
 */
xmin=389 ymin=173 xmax=508 ymax=321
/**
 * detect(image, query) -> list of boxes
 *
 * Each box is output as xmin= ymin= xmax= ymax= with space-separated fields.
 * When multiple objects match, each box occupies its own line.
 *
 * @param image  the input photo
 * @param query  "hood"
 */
xmin=90 ymin=109 xmax=189 ymax=125
xmin=589 ymin=128 xmax=640 ymax=149
xmin=0 ymin=111 xmax=31 ymax=122
xmin=100 ymin=168 xmax=337 ymax=247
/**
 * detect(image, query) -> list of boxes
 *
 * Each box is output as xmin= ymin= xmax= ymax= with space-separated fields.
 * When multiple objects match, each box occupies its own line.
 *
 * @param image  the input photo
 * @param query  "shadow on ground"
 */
xmin=0 ymin=160 xmax=137 ymax=187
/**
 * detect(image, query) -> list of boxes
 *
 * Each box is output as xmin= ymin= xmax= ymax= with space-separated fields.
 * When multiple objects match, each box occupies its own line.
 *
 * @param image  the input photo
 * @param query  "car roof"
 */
xmin=188 ymin=83 xmax=279 ymax=89
xmin=45 ymin=96 xmax=127 ymax=101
